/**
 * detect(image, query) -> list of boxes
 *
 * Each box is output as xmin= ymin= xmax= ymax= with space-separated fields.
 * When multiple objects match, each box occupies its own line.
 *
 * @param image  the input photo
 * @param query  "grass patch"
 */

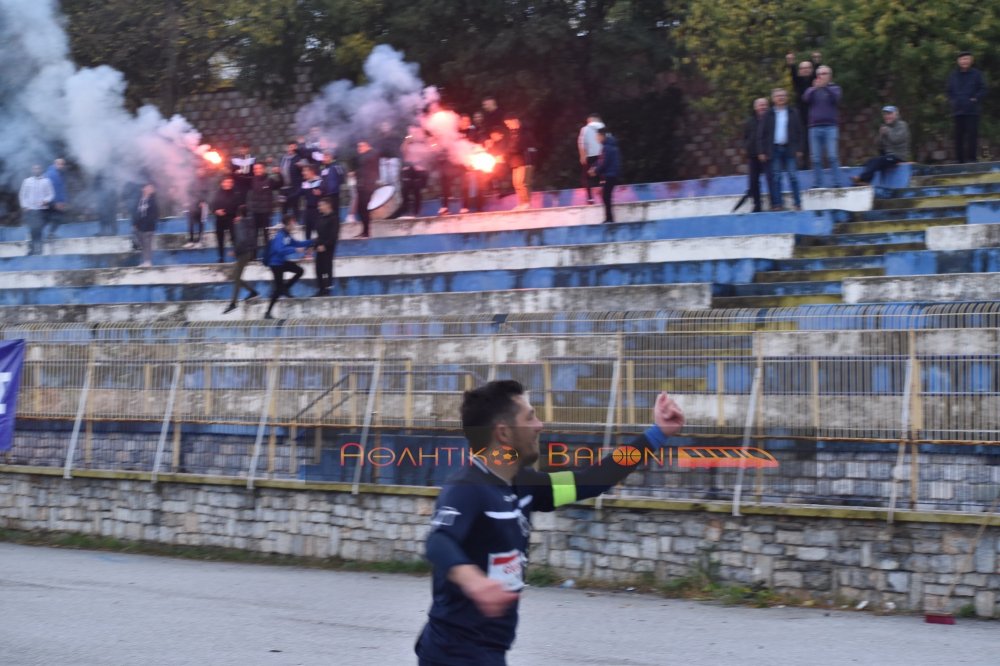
xmin=525 ymin=564 xmax=560 ymax=587
xmin=0 ymin=527 xmax=431 ymax=576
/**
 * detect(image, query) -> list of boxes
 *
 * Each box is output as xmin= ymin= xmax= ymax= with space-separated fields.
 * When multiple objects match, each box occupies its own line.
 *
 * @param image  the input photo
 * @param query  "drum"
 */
xmin=367 ymin=185 xmax=401 ymax=221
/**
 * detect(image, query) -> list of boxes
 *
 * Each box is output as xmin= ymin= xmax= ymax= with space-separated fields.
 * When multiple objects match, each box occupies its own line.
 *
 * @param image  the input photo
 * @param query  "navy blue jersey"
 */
xmin=416 ymin=434 xmax=655 ymax=663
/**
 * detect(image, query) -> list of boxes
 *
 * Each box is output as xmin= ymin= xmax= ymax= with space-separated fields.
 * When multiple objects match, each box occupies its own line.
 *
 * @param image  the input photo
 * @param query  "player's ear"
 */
xmin=494 ymin=420 xmax=511 ymax=446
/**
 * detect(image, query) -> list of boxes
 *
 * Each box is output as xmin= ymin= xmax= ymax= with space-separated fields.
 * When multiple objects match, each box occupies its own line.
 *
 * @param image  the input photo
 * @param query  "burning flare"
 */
xmin=470 ymin=150 xmax=496 ymax=174
xmin=203 ymin=150 xmax=222 ymax=165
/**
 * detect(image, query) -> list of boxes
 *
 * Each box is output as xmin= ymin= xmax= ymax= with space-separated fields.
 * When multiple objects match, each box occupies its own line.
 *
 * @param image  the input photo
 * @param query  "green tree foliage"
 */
xmin=61 ymin=0 xmax=232 ymax=115
xmin=679 ymin=0 xmax=998 ymax=144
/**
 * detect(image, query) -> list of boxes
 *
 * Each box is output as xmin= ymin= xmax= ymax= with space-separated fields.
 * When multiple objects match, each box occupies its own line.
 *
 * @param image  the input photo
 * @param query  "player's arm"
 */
xmin=425 ymin=484 xmax=518 ymax=617
xmin=525 ymin=392 xmax=684 ymax=511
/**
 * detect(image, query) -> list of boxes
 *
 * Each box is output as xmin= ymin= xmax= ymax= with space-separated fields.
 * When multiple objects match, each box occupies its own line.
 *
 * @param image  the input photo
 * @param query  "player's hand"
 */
xmin=653 ymin=391 xmax=684 ymax=437
xmin=464 ymin=576 xmax=519 ymax=618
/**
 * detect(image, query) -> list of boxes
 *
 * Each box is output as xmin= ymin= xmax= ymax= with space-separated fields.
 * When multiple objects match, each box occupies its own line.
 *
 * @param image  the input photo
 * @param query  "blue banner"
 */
xmin=0 ymin=339 xmax=25 ymax=452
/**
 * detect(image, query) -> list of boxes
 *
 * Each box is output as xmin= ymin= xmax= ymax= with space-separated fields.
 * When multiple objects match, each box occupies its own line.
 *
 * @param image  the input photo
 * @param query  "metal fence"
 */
xmin=3 ymin=307 xmax=1000 ymax=513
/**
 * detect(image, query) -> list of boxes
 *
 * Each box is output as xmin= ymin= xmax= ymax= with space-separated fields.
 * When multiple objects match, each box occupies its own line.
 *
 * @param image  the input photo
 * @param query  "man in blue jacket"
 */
xmin=590 ymin=128 xmax=621 ymax=223
xmin=803 ymin=65 xmax=844 ymax=188
xmin=415 ymin=380 xmax=684 ymax=665
xmin=947 ymin=51 xmax=988 ymax=164
xmin=263 ymin=214 xmax=313 ymax=320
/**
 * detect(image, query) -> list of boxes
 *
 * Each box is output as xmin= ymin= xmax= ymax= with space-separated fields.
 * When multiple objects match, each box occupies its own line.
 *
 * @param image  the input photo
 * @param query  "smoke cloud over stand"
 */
xmin=0 ymin=0 xmax=204 ymax=204
xmin=296 ymin=47 xmax=484 ymax=171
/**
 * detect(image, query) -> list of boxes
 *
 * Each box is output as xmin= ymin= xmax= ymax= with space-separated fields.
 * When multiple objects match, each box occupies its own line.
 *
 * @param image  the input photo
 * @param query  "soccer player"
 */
xmin=415 ymin=380 xmax=685 ymax=665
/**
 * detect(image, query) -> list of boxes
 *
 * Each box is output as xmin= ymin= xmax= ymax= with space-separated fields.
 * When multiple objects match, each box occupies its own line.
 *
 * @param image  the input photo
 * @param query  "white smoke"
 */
xmin=0 ymin=0 xmax=203 ymax=204
xmin=296 ymin=46 xmax=483 ymax=170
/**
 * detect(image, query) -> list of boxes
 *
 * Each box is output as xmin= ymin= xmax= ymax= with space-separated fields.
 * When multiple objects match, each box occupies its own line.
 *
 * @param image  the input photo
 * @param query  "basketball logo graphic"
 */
xmin=612 ymin=445 xmax=642 ymax=466
xmin=491 ymin=445 xmax=519 ymax=466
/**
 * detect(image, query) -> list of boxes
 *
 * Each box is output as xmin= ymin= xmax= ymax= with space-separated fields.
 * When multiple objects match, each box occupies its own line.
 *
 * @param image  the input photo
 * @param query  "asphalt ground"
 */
xmin=0 ymin=543 xmax=994 ymax=666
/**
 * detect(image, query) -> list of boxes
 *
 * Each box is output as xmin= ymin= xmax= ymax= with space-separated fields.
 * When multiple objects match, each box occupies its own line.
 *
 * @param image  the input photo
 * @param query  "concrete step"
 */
xmin=0 ymin=284 xmax=713 ymax=324
xmin=853 ymin=206 xmax=965 ymax=222
xmin=710 ymin=293 xmax=843 ymax=308
xmin=772 ymin=256 xmax=887 ymax=271
xmin=0 ymin=210 xmax=835 ymax=268
xmin=911 ymin=161 xmax=1000 ymax=177
xmin=882 ymin=181 xmax=1000 ymax=200
xmin=913 ymin=172 xmax=1000 ymax=187
xmin=723 ymin=280 xmax=842 ymax=298
xmin=833 ymin=216 xmax=965 ymax=235
xmin=800 ymin=230 xmax=925 ymax=247
xmin=875 ymin=192 xmax=1000 ymax=210
xmin=754 ymin=267 xmax=885 ymax=283
xmin=793 ymin=242 xmax=925 ymax=258
xmin=0 ymin=255 xmax=765 ymax=306
xmin=883 ymin=248 xmax=1000 ymax=276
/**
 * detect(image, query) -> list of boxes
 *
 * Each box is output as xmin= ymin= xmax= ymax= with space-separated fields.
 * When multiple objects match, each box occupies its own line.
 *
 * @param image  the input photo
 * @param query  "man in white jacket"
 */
xmin=577 ymin=113 xmax=605 ymax=204
xmin=19 ymin=165 xmax=54 ymax=256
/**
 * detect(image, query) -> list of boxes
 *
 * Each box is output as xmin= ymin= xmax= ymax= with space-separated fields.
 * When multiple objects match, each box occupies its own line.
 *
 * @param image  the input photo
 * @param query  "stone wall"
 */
xmin=1 ymin=469 xmax=997 ymax=618
xmin=175 ymin=82 xmax=996 ymax=181
xmin=175 ymin=73 xmax=316 ymax=160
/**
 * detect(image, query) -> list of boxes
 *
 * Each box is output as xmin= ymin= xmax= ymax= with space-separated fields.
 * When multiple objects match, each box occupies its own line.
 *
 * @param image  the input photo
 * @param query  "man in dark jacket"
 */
xmin=760 ymin=88 xmax=804 ymax=210
xmin=211 ymin=176 xmax=242 ymax=263
xmin=279 ymin=141 xmax=306 ymax=219
xmin=313 ymin=197 xmax=341 ymax=297
xmin=742 ymin=98 xmax=770 ymax=212
xmin=247 ymin=163 xmax=281 ymax=256
xmin=947 ymin=51 xmax=988 ymax=164
xmin=786 ymin=51 xmax=821 ymax=168
xmin=223 ymin=206 xmax=260 ymax=314
xmin=263 ymin=214 xmax=314 ymax=319
xmin=319 ymin=150 xmax=345 ymax=219
xmin=503 ymin=115 xmax=536 ymax=211
xmin=353 ymin=140 xmax=380 ymax=238
xmin=132 ymin=182 xmax=159 ymax=267
xmin=591 ymin=128 xmax=621 ymax=224
xmin=299 ymin=164 xmax=323 ymax=241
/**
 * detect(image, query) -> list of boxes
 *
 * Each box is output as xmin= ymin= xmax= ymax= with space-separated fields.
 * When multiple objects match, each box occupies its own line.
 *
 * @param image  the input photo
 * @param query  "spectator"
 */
xmin=229 ymin=144 xmax=256 ymax=194
xmin=375 ymin=121 xmax=404 ymax=189
xmin=132 ymin=183 xmax=159 ymax=268
xmin=591 ymin=127 xmax=621 ymax=224
xmin=578 ymin=113 xmax=605 ymax=204
xmin=299 ymin=164 xmax=323 ymax=241
xmin=851 ymin=106 xmax=911 ymax=185
xmin=504 ymin=114 xmax=536 ymax=210
xmin=263 ymin=213 xmax=313 ymax=320
xmin=18 ymin=165 xmax=53 ymax=256
xmin=481 ymin=96 xmax=504 ymax=135
xmin=222 ymin=205 xmax=260 ymax=314
xmin=947 ymin=51 xmax=988 ymax=164
xmin=211 ymin=176 xmax=241 ymax=263
xmin=401 ymin=128 xmax=430 ymax=217
xmin=43 ymin=158 xmax=67 ymax=239
xmin=353 ymin=140 xmax=380 ymax=238
xmin=313 ymin=197 xmax=341 ymax=297
xmin=803 ymin=65 xmax=844 ymax=188
xmin=761 ymin=88 xmax=804 ymax=211
xmin=742 ymin=98 xmax=770 ymax=213
xmin=185 ymin=165 xmax=213 ymax=248
xmin=319 ymin=149 xmax=346 ymax=218
xmin=279 ymin=141 xmax=306 ymax=219
xmin=247 ymin=162 xmax=280 ymax=254
xmin=786 ymin=52 xmax=818 ymax=167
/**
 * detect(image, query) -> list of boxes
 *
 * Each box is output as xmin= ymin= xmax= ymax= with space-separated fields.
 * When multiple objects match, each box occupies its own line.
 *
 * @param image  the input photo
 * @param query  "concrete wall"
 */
xmin=844 ymin=273 xmax=1000 ymax=304
xmin=1 ymin=469 xmax=997 ymax=617
xmin=927 ymin=222 xmax=1000 ymax=251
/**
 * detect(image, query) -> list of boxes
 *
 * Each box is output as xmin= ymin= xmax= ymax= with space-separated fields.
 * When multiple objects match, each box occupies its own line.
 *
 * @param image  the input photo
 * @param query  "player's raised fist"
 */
xmin=653 ymin=391 xmax=684 ymax=437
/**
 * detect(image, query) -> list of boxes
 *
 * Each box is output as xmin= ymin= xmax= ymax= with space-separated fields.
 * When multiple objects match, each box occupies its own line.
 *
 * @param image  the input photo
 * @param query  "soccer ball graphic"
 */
xmin=492 ymin=445 xmax=519 ymax=466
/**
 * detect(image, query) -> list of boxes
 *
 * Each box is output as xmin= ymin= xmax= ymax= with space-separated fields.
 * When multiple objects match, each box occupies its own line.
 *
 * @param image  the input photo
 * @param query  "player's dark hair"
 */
xmin=461 ymin=380 xmax=524 ymax=448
